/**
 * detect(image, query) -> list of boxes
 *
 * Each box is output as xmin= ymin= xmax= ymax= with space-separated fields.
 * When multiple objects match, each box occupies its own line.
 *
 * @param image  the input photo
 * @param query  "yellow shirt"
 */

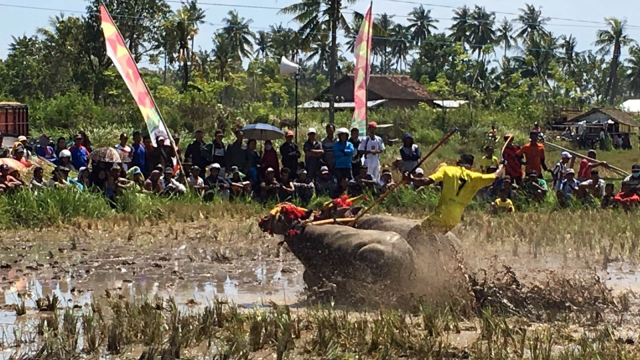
xmin=478 ymin=156 xmax=499 ymax=173
xmin=495 ymin=198 xmax=515 ymax=212
xmin=422 ymin=165 xmax=496 ymax=232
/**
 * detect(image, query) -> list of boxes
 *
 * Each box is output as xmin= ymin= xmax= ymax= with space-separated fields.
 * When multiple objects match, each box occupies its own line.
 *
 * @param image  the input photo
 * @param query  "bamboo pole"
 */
xmin=347 ymin=128 xmax=458 ymax=226
xmin=544 ymin=141 xmax=629 ymax=177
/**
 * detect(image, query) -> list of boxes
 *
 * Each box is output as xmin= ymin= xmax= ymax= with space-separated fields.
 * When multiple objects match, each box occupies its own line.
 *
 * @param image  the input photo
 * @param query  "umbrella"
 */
xmin=89 ymin=147 xmax=122 ymax=163
xmin=242 ymin=123 xmax=284 ymax=141
xmin=115 ymin=148 xmax=133 ymax=162
xmin=0 ymin=158 xmax=26 ymax=169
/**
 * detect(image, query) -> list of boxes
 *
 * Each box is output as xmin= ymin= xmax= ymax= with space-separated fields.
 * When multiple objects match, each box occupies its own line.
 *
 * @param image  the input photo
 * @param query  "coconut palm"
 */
xmin=514 ymin=4 xmax=549 ymax=41
xmin=280 ymin=0 xmax=357 ymax=123
xmin=449 ymin=6 xmax=472 ymax=48
xmin=306 ymin=32 xmax=333 ymax=71
xmin=222 ymin=10 xmax=256 ymax=61
xmin=167 ymin=0 xmax=206 ymax=92
xmin=254 ymin=30 xmax=271 ymax=60
xmin=467 ymin=6 xmax=496 ymax=60
xmin=344 ymin=13 xmax=363 ymax=53
xmin=558 ymin=34 xmax=577 ymax=71
xmin=626 ymin=46 xmax=640 ymax=97
xmin=373 ymin=13 xmax=395 ymax=74
xmin=268 ymin=24 xmax=300 ymax=60
xmin=407 ymin=5 xmax=439 ymax=46
xmin=391 ymin=24 xmax=412 ymax=71
xmin=495 ymin=17 xmax=517 ymax=58
xmin=212 ymin=32 xmax=234 ymax=81
xmin=595 ymin=17 xmax=636 ymax=104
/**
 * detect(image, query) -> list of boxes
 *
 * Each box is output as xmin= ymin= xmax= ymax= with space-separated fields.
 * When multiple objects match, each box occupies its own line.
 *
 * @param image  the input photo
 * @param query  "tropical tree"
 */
xmin=212 ymin=32 xmax=235 ymax=82
xmin=280 ymin=0 xmax=357 ymax=123
xmin=344 ymin=13 xmax=363 ymax=53
xmin=222 ymin=10 xmax=256 ymax=61
xmin=373 ymin=13 xmax=395 ymax=74
xmin=306 ymin=32 xmax=333 ymax=72
xmin=407 ymin=6 xmax=438 ymax=46
xmin=254 ymin=30 xmax=271 ymax=60
xmin=595 ymin=17 xmax=636 ymax=104
xmin=626 ymin=46 xmax=640 ymax=97
xmin=169 ymin=1 xmax=206 ymax=92
xmin=391 ymin=24 xmax=412 ymax=71
xmin=495 ymin=17 xmax=517 ymax=58
xmin=515 ymin=4 xmax=549 ymax=41
xmin=268 ymin=24 xmax=299 ymax=60
xmin=449 ymin=6 xmax=472 ymax=48
xmin=467 ymin=6 xmax=496 ymax=60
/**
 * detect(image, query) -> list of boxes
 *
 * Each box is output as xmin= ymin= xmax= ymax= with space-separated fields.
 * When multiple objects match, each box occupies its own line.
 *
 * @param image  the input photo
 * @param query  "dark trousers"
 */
xmin=335 ymin=168 xmax=353 ymax=182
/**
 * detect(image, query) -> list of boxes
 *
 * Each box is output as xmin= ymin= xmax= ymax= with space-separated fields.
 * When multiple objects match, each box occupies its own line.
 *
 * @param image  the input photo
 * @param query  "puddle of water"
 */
xmin=604 ymin=262 xmax=640 ymax=294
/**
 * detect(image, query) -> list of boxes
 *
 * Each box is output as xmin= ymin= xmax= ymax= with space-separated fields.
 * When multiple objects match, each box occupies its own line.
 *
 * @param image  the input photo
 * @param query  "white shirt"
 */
xmin=161 ymin=177 xmax=186 ymax=193
xmin=188 ymin=175 xmax=204 ymax=187
xmin=115 ymin=144 xmax=132 ymax=153
xmin=358 ymin=135 xmax=385 ymax=167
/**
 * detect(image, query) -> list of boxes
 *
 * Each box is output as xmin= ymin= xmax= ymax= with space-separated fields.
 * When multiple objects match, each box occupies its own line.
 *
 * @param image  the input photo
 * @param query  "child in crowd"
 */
xmin=615 ymin=181 xmax=640 ymax=211
xmin=492 ymin=187 xmax=515 ymax=213
xmin=479 ymin=145 xmax=499 ymax=173
xmin=601 ymin=183 xmax=616 ymax=209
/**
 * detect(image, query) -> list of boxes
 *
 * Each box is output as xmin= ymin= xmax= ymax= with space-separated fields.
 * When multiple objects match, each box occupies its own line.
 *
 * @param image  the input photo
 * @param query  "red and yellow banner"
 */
xmin=100 ymin=5 xmax=169 ymax=147
xmin=350 ymin=4 xmax=373 ymax=134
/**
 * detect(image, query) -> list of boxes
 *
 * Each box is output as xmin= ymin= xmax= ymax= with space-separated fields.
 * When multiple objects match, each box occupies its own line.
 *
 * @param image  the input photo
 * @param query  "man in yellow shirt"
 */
xmin=478 ymin=145 xmax=499 ymax=173
xmin=419 ymin=154 xmax=505 ymax=233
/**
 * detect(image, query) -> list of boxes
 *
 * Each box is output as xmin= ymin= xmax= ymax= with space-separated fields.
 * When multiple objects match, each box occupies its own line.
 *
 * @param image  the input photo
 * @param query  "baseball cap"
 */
xmin=191 ymin=165 xmax=201 ymax=171
xmin=561 ymin=151 xmax=572 ymax=159
xmin=14 ymin=146 xmax=24 ymax=153
xmin=156 ymin=135 xmax=166 ymax=142
xmin=382 ymin=168 xmax=391 ymax=174
xmin=164 ymin=167 xmax=174 ymax=174
xmin=286 ymin=130 xmax=294 ymax=137
xmin=527 ymin=170 xmax=538 ymax=177
xmin=307 ymin=128 xmax=316 ymax=135
xmin=415 ymin=168 xmax=424 ymax=175
xmin=59 ymin=149 xmax=71 ymax=158
xmin=74 ymin=134 xmax=83 ymax=140
xmin=632 ymin=164 xmax=640 ymax=172
xmin=133 ymin=167 xmax=143 ymax=175
xmin=209 ymin=163 xmax=221 ymax=170
xmin=403 ymin=133 xmax=414 ymax=140
xmin=320 ymin=166 xmax=329 ymax=174
xmin=230 ymin=166 xmax=239 ymax=173
xmin=266 ymin=167 xmax=275 ymax=173
xmin=564 ymin=168 xmax=575 ymax=175
xmin=368 ymin=122 xmax=377 ymax=128
xmin=17 ymin=136 xmax=27 ymax=142
xmin=298 ymin=169 xmax=308 ymax=175
xmin=336 ymin=128 xmax=349 ymax=136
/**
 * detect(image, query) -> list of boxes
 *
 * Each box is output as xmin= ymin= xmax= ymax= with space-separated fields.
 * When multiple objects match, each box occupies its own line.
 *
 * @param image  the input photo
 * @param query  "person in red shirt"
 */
xmin=517 ymin=131 xmax=547 ymax=176
xmin=615 ymin=181 xmax=640 ymax=211
xmin=577 ymin=149 xmax=607 ymax=181
xmin=501 ymin=134 xmax=523 ymax=185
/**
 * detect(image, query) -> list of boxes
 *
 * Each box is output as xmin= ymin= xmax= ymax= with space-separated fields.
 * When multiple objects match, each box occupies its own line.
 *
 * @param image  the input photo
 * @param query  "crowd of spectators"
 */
xmin=1 ymin=125 xmax=638 ymax=213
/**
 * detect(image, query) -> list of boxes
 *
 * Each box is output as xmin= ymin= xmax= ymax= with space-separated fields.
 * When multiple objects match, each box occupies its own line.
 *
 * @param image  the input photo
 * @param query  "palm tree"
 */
xmin=595 ymin=17 xmax=636 ymax=104
xmin=467 ymin=6 xmax=496 ymax=60
xmin=391 ymin=24 xmax=411 ymax=71
xmin=407 ymin=5 xmax=439 ymax=46
xmin=222 ymin=10 xmax=256 ymax=61
xmin=495 ymin=17 xmax=516 ymax=58
xmin=280 ymin=0 xmax=357 ymax=123
xmin=344 ymin=13 xmax=363 ymax=53
xmin=449 ymin=6 xmax=472 ymax=49
xmin=306 ymin=32 xmax=333 ymax=72
xmin=212 ymin=32 xmax=234 ymax=81
xmin=254 ymin=30 xmax=271 ymax=60
xmin=626 ymin=46 xmax=640 ymax=97
xmin=168 ymin=1 xmax=206 ymax=92
xmin=268 ymin=24 xmax=299 ymax=60
xmin=515 ymin=4 xmax=549 ymax=41
xmin=558 ymin=34 xmax=577 ymax=71
xmin=374 ymin=13 xmax=395 ymax=74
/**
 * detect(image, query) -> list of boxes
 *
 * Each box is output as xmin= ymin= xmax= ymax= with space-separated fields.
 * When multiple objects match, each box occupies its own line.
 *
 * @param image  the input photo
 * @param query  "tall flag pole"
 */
xmin=99 ymin=4 xmax=173 ymax=149
xmin=350 ymin=3 xmax=373 ymax=134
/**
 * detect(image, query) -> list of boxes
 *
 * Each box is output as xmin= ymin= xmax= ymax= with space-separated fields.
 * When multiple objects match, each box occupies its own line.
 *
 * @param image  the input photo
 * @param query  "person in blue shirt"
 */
xmin=68 ymin=134 xmax=89 ymax=170
xmin=131 ymin=131 xmax=147 ymax=175
xmin=333 ymin=127 xmax=355 ymax=182
xmin=35 ymin=134 xmax=57 ymax=163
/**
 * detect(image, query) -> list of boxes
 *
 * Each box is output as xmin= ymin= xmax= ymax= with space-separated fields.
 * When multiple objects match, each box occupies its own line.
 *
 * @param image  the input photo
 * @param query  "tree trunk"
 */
xmin=608 ymin=42 xmax=621 ymax=105
xmin=328 ymin=0 xmax=339 ymax=124
xmin=182 ymin=51 xmax=189 ymax=93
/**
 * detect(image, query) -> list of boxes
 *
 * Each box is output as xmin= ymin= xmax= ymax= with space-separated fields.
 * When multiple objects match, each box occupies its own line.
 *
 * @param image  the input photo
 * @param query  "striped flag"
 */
xmin=350 ymin=4 xmax=373 ymax=134
xmin=99 ymin=4 xmax=170 ymax=148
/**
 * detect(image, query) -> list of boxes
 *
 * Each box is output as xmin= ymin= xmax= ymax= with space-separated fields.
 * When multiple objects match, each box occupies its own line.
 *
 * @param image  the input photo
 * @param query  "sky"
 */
xmin=1 ymin=0 xmax=640 ymax=62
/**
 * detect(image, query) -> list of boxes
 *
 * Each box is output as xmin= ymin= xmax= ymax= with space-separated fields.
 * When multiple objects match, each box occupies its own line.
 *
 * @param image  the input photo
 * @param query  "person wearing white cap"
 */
xmin=333 ymin=128 xmax=355 ymax=181
xmin=204 ymin=163 xmax=230 ymax=200
xmin=303 ymin=127 xmax=324 ymax=179
xmin=551 ymin=151 xmax=575 ymax=190
xmin=259 ymin=167 xmax=280 ymax=202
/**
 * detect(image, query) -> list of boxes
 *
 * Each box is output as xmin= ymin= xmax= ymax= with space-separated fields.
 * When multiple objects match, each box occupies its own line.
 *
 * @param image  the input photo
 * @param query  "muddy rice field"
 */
xmin=0 ymin=213 xmax=639 ymax=359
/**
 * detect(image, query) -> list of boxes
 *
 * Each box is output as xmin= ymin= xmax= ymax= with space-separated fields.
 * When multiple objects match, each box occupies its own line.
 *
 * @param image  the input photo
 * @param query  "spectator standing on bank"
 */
xmin=501 ymin=134 xmax=523 ymax=184
xmin=349 ymin=128 xmax=362 ymax=176
xmin=551 ymin=151 xmax=575 ymax=190
xmin=115 ymin=133 xmax=131 ymax=154
xmin=577 ymin=150 xmax=607 ymax=181
xmin=517 ymin=131 xmax=547 ymax=176
xmin=185 ymin=130 xmax=208 ymax=170
xmin=206 ymin=130 xmax=226 ymax=175
xmin=333 ymin=128 xmax=355 ymax=181
xmin=36 ymin=134 xmax=57 ymax=163
xmin=69 ymin=134 xmax=89 ymax=170
xmin=479 ymin=145 xmax=499 ymax=173
xmin=304 ymin=128 xmax=324 ymax=179
xmin=226 ymin=130 xmax=249 ymax=176
xmin=359 ymin=122 xmax=385 ymax=182
xmin=280 ymin=130 xmax=300 ymax=180
xmin=400 ymin=133 xmax=420 ymax=173
xmin=259 ymin=140 xmax=280 ymax=180
xmin=322 ymin=124 xmax=336 ymax=172
xmin=131 ymin=131 xmax=146 ymax=175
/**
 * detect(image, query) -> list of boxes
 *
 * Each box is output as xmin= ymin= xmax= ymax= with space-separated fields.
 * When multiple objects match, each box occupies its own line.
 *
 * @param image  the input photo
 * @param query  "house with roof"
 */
xmin=312 ymin=74 xmax=437 ymax=109
xmin=565 ymin=108 xmax=640 ymax=135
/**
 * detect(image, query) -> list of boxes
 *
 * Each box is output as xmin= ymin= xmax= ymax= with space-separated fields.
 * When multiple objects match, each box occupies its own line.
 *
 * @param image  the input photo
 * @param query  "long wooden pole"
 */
xmin=348 ymin=128 xmax=458 ymax=225
xmin=544 ymin=140 xmax=629 ymax=176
